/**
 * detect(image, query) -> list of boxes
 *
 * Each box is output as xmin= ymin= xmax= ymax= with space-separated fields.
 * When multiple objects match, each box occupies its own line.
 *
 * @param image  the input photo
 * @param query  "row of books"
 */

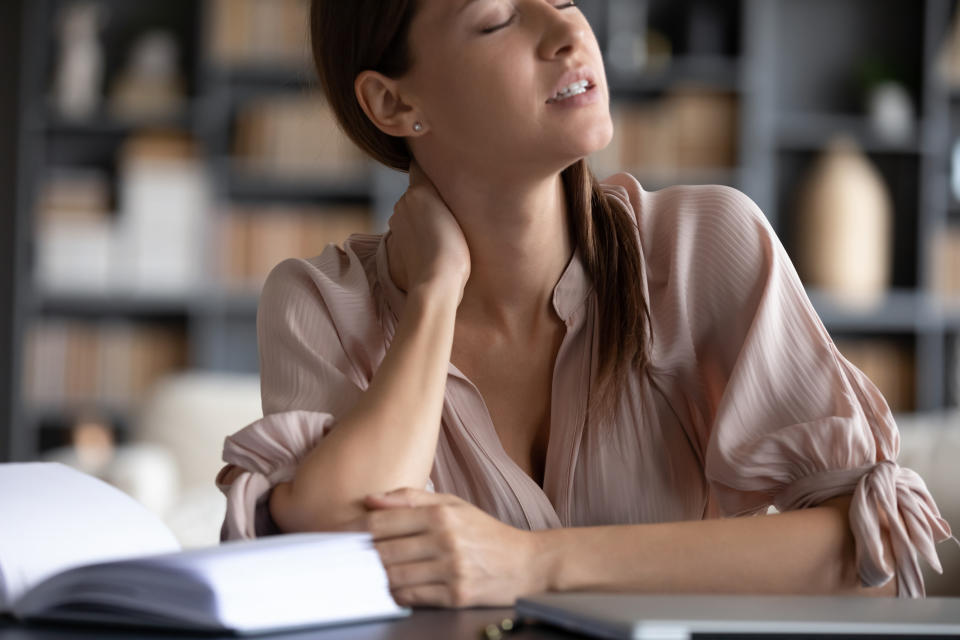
xmin=952 ymin=335 xmax=960 ymax=406
xmin=233 ymin=93 xmax=370 ymax=179
xmin=35 ymin=132 xmax=212 ymax=296
xmin=590 ymin=87 xmax=739 ymax=177
xmin=933 ymin=226 xmax=960 ymax=300
xmin=208 ymin=0 xmax=311 ymax=69
xmin=23 ymin=321 xmax=188 ymax=411
xmin=35 ymin=127 xmax=375 ymax=295
xmin=219 ymin=205 xmax=372 ymax=290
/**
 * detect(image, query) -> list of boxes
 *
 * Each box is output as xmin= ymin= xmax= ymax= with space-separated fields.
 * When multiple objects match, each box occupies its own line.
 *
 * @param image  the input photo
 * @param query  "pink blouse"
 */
xmin=216 ymin=172 xmax=954 ymax=597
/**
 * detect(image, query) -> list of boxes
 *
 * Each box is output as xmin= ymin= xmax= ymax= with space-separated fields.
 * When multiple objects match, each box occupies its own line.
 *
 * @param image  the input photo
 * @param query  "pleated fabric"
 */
xmin=216 ymin=172 xmax=955 ymax=597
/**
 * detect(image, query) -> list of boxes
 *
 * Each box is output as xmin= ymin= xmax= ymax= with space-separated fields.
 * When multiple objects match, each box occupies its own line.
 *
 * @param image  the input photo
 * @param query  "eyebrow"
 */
xmin=457 ymin=0 xmax=483 ymax=15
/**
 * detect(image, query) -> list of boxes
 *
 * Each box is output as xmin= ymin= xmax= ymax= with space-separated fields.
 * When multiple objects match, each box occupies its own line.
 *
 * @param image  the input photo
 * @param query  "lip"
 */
xmin=546 ymin=83 xmax=600 ymax=109
xmin=545 ymin=66 xmax=599 ymax=104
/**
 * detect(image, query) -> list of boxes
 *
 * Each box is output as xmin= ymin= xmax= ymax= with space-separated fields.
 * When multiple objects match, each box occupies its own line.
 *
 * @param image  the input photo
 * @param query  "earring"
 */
xmin=413 ymin=121 xmax=423 ymax=133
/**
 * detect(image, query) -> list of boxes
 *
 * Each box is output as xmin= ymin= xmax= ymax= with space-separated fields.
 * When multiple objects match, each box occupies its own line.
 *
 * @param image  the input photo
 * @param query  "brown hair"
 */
xmin=310 ymin=0 xmax=651 ymax=421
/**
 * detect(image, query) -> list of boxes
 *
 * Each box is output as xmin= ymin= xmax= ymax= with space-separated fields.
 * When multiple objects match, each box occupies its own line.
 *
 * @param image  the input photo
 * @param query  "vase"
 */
xmin=794 ymin=135 xmax=893 ymax=309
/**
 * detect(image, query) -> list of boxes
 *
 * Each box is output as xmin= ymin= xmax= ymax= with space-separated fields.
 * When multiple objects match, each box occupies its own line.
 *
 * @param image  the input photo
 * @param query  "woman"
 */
xmin=216 ymin=0 xmax=955 ymax=606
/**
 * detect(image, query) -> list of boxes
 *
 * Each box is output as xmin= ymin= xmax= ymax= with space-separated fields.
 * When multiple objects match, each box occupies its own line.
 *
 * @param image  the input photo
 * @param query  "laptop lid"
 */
xmin=515 ymin=593 xmax=960 ymax=639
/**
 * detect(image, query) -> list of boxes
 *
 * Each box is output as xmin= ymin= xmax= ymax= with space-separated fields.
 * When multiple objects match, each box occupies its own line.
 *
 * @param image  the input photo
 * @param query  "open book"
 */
xmin=0 ymin=463 xmax=409 ymax=633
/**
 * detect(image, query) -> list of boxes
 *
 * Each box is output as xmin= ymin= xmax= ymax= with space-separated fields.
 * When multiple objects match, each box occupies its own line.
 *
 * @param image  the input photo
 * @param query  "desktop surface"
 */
xmin=5 ymin=609 xmax=544 ymax=640
xmin=3 ymin=607 xmax=958 ymax=640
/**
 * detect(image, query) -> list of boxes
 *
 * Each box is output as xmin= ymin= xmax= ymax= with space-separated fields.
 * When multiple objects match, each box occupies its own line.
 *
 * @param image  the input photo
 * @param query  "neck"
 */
xmin=419 ymin=160 xmax=574 ymax=336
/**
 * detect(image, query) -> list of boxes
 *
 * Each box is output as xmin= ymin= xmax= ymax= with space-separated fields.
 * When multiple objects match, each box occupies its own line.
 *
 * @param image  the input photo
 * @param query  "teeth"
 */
xmin=550 ymin=80 xmax=590 ymax=102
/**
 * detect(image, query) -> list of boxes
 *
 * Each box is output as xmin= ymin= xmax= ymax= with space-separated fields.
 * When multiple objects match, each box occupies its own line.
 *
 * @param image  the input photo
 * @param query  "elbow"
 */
xmin=269 ymin=481 xmax=366 ymax=533
xmin=269 ymin=481 xmax=308 ymax=532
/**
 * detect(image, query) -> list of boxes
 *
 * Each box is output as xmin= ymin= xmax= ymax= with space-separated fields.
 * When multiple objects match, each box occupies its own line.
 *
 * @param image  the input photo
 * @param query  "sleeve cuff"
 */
xmin=216 ymin=410 xmax=337 ymax=540
xmin=773 ymin=460 xmax=954 ymax=598
xmin=849 ymin=460 xmax=953 ymax=597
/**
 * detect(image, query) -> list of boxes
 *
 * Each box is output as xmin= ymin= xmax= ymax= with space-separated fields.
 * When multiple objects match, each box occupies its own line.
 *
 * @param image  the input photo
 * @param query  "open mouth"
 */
xmin=546 ymin=80 xmax=596 ymax=104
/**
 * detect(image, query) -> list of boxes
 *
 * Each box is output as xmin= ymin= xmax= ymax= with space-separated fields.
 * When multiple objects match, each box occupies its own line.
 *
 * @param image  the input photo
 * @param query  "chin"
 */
xmin=590 ymin=121 xmax=615 ymax=154
xmin=565 ymin=119 xmax=614 ymax=159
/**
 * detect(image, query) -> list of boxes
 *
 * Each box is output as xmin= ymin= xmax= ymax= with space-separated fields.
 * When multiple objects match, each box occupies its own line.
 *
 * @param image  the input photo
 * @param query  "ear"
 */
xmin=355 ymin=70 xmax=425 ymax=138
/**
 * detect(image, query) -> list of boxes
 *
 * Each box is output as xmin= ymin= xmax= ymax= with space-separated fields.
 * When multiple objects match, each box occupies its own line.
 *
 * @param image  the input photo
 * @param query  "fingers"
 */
xmin=384 ymin=558 xmax=450 ymax=590
xmin=374 ymin=532 xmax=442 ymax=565
xmin=392 ymin=583 xmax=463 ymax=608
xmin=365 ymin=487 xmax=459 ymax=509
xmin=366 ymin=505 xmax=443 ymax=540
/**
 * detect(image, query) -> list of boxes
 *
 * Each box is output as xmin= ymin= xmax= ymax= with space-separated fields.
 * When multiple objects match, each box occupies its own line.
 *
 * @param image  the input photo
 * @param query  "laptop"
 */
xmin=515 ymin=593 xmax=960 ymax=639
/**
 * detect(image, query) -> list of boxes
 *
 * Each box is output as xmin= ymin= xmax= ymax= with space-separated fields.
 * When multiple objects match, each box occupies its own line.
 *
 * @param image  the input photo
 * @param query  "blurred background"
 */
xmin=0 ymin=0 xmax=958 ymax=592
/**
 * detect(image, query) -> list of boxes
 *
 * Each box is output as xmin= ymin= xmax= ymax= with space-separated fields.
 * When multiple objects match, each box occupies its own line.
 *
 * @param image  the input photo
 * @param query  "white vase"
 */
xmin=794 ymin=135 xmax=893 ymax=309
xmin=951 ymin=138 xmax=960 ymax=204
xmin=867 ymin=81 xmax=914 ymax=144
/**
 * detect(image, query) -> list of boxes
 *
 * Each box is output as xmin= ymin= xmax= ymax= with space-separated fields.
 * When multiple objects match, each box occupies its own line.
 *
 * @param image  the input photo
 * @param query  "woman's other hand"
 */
xmin=386 ymin=159 xmax=471 ymax=303
xmin=361 ymin=487 xmax=546 ymax=608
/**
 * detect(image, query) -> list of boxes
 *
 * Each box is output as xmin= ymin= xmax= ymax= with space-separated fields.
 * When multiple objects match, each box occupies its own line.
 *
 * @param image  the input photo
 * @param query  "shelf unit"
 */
xmin=748 ymin=0 xmax=960 ymax=413
xmin=0 ymin=0 xmax=24 ymax=465
xmin=3 ymin=0 xmax=960 ymax=461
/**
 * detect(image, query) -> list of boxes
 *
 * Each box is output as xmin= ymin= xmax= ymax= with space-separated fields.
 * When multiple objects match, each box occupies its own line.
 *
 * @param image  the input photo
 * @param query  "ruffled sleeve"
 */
xmin=217 ymin=246 xmax=378 ymax=540
xmin=637 ymin=180 xmax=954 ymax=597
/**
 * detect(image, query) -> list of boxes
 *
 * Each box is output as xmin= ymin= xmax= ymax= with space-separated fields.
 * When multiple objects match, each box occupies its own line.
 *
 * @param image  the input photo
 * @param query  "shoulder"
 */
xmin=256 ymin=233 xmax=387 ymax=389
xmin=600 ymin=172 xmax=770 ymax=246
xmin=258 ymin=233 xmax=383 ymax=315
xmin=599 ymin=173 xmax=784 ymax=336
xmin=257 ymin=233 xmax=385 ymax=345
xmin=599 ymin=172 xmax=774 ymax=273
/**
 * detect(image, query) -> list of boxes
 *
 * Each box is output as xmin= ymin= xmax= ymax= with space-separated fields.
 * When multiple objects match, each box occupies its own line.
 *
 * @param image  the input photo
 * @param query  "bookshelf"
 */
xmin=0 ymin=0 xmax=24 ymax=465
xmin=3 ymin=0 xmax=960 ymax=461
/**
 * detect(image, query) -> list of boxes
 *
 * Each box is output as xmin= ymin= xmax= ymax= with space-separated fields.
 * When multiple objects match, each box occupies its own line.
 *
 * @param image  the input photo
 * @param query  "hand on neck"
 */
xmin=414 ymin=159 xmax=574 ymax=332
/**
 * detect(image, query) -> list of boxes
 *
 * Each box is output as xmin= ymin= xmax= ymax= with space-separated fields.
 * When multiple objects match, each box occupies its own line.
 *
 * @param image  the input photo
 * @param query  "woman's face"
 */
xmin=403 ymin=0 xmax=613 ymax=176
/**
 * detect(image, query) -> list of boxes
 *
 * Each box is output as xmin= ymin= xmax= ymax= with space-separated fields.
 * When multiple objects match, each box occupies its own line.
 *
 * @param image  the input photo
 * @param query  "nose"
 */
xmin=536 ymin=3 xmax=588 ymax=60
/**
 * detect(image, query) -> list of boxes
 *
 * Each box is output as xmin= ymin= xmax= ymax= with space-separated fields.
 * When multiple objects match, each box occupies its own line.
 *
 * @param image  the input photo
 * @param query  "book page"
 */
xmin=15 ymin=533 xmax=408 ymax=633
xmin=0 ymin=463 xmax=180 ymax=611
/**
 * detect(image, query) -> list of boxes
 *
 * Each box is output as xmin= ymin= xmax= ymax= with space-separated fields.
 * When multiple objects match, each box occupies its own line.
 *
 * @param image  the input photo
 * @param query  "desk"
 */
xmin=0 ymin=610 xmax=579 ymax=640
xmin=3 ymin=611 xmax=954 ymax=639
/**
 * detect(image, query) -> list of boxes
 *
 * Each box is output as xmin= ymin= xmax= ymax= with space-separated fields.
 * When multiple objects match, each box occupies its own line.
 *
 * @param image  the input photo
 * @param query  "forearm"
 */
xmin=532 ymin=497 xmax=897 ymax=597
xmin=271 ymin=283 xmax=459 ymax=532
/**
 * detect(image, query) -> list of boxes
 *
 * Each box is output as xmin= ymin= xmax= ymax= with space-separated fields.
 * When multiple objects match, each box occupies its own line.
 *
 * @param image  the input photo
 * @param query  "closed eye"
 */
xmin=481 ymin=1 xmax=578 ymax=35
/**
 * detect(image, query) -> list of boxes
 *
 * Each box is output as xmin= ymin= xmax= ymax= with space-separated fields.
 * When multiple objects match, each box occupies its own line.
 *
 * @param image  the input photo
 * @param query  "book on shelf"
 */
xmin=35 ymin=168 xmax=115 ymax=294
xmin=36 ymin=220 xmax=114 ymax=294
xmin=218 ymin=204 xmax=372 ymax=290
xmin=208 ymin=0 xmax=311 ymax=69
xmin=233 ymin=93 xmax=370 ymax=179
xmin=24 ymin=321 xmax=188 ymax=410
xmin=933 ymin=226 xmax=960 ymax=302
xmin=590 ymin=88 xmax=738 ymax=179
xmin=34 ymin=132 xmax=213 ymax=296
xmin=947 ymin=333 xmax=960 ymax=407
xmin=0 ymin=463 xmax=408 ymax=633
xmin=36 ymin=167 xmax=112 ymax=222
xmin=117 ymin=131 xmax=213 ymax=295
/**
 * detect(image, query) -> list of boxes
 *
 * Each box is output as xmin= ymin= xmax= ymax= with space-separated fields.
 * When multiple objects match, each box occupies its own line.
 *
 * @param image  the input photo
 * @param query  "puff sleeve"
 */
xmin=216 ymin=247 xmax=376 ymax=541
xmin=666 ymin=185 xmax=955 ymax=597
